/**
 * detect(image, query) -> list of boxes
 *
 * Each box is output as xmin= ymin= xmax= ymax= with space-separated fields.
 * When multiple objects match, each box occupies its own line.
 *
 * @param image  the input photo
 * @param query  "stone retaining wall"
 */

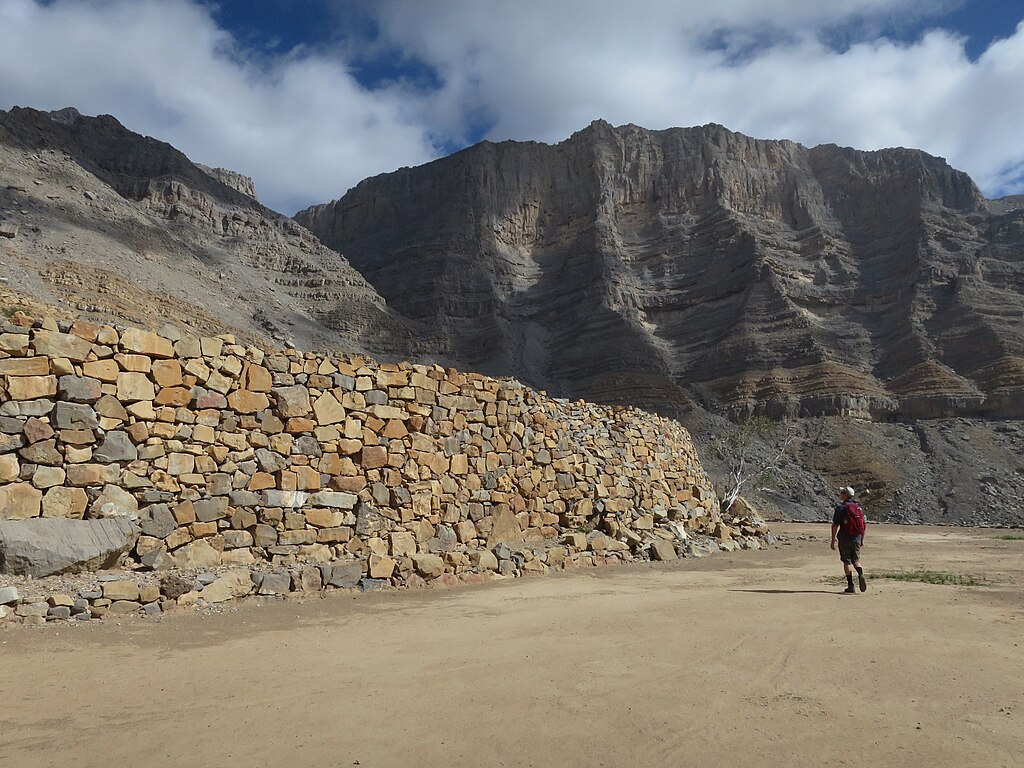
xmin=0 ymin=312 xmax=759 ymax=624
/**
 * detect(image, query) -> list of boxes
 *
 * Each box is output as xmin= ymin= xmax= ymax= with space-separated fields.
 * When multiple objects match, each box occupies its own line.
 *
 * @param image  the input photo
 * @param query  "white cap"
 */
xmin=840 ymin=486 xmax=855 ymax=497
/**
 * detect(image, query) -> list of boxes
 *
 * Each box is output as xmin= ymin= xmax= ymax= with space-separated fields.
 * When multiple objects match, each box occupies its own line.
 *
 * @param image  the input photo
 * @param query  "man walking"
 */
xmin=831 ymin=486 xmax=867 ymax=593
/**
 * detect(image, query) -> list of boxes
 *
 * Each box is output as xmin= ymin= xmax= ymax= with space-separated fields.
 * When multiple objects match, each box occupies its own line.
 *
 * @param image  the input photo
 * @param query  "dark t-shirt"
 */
xmin=833 ymin=501 xmax=863 ymax=542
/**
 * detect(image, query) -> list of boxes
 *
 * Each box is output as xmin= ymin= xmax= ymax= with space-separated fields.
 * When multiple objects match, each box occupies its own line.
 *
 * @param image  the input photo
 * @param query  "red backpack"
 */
xmin=840 ymin=501 xmax=867 ymax=537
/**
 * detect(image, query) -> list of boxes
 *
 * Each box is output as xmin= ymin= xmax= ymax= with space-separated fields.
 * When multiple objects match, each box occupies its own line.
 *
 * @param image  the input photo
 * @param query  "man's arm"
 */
xmin=830 ymin=522 xmax=838 ymax=550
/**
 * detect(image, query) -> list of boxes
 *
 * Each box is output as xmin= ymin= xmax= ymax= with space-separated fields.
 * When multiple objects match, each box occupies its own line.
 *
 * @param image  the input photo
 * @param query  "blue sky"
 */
xmin=1 ymin=0 xmax=1023 ymax=213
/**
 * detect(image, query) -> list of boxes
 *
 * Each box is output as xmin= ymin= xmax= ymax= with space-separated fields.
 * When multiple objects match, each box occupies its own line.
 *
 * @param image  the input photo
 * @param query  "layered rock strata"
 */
xmin=0 ymin=310 xmax=764 ymax=624
xmin=0 ymin=106 xmax=434 ymax=357
xmin=298 ymin=120 xmax=1024 ymax=420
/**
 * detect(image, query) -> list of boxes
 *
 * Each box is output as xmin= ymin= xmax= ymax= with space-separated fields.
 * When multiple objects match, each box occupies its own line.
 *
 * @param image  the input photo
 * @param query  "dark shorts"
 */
xmin=838 ymin=537 xmax=862 ymax=564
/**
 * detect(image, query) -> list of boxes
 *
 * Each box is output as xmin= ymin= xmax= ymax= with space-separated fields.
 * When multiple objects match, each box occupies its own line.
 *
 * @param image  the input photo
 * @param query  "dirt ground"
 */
xmin=1 ymin=523 xmax=1022 ymax=768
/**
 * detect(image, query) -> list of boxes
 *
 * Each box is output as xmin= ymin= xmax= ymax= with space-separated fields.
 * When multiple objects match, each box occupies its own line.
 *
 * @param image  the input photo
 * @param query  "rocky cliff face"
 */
xmin=0 ymin=106 xmax=436 ymax=360
xmin=298 ymin=120 xmax=1024 ymax=421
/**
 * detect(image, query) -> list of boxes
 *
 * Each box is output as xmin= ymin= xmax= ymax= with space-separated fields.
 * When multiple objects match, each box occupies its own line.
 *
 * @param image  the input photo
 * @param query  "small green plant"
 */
xmin=828 ymin=570 xmax=989 ymax=587
xmin=992 ymin=534 xmax=1024 ymax=541
xmin=2 ymin=305 xmax=29 ymax=318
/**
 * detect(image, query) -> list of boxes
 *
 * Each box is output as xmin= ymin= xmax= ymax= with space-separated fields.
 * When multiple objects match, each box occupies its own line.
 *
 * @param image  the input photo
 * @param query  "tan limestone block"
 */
xmin=277 ymin=470 xmax=298 ymax=491
xmin=208 ymin=445 xmax=229 ymax=463
xmin=96 ymin=326 xmax=119 ymax=346
xmin=117 ymin=372 xmax=155 ymax=402
xmin=314 ymin=427 xmax=340 ymax=444
xmin=199 ymin=336 xmax=224 ymax=358
xmin=192 ymin=424 xmax=215 ymax=444
xmin=148 ymin=423 xmax=176 ymax=440
xmin=6 ymin=375 xmax=57 ymax=400
xmin=81 ymin=359 xmax=120 ymax=382
xmin=120 ymin=328 xmax=174 ymax=358
xmin=184 ymin=359 xmax=210 ymax=380
xmin=0 ymin=483 xmax=43 ymax=519
xmin=194 ymin=455 xmax=217 ymax=474
xmin=0 ymin=454 xmax=19 ymax=483
xmin=389 ymin=531 xmax=416 ymax=557
xmin=32 ymin=330 xmax=92 ymax=362
xmin=135 ymin=536 xmax=163 ymax=556
xmin=247 ymin=472 xmax=276 ymax=491
xmin=215 ymin=432 xmax=245 ymax=451
xmin=102 ymin=581 xmax=140 ymax=601
xmin=219 ymin=355 xmax=243 ymax=378
xmin=155 ymin=386 xmax=192 ymax=407
xmin=240 ymin=362 xmax=273 ymax=392
xmin=285 ymin=417 xmax=316 ymax=434
xmin=114 ymin=353 xmax=152 ymax=373
xmin=312 ymin=392 xmax=346 ymax=426
xmin=64 ymin=445 xmax=92 ymax=463
xmin=173 ymin=539 xmax=221 ymax=568
xmin=342 ymin=419 xmax=363 ymax=440
xmin=147 ymin=359 xmax=182 ymax=387
xmin=191 ymin=521 xmax=218 ymax=538
xmin=315 ymin=526 xmax=351 ymax=544
xmin=227 ymin=389 xmax=270 ymax=414
xmin=0 ymin=356 xmax=50 ymax=376
xmin=31 ymin=466 xmax=66 ymax=489
xmin=166 ymin=453 xmax=195 ymax=476
xmin=165 ymin=527 xmax=192 ymax=550
xmin=206 ymin=370 xmax=232 ymax=395
xmin=369 ymin=554 xmax=396 ymax=579
xmin=333 ymin=439 xmax=360 ymax=455
xmin=305 ymin=508 xmax=346 ymax=528
xmin=139 ymin=584 xmax=161 ymax=603
xmin=221 ymin=548 xmax=256 ymax=566
xmin=428 ymin=453 xmax=450 ymax=474
xmin=340 ymin=390 xmax=365 ymax=410
xmin=296 ymin=466 xmax=321 ymax=491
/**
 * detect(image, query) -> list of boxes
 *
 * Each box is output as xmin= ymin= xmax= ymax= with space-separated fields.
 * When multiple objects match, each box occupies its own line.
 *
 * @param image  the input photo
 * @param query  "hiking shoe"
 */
xmin=843 ymin=586 xmax=856 ymax=594
xmin=859 ymin=573 xmax=867 ymax=592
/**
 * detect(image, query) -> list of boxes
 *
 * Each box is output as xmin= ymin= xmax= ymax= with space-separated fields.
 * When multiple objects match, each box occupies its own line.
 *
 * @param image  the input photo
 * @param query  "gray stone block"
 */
xmin=140 ymin=504 xmax=177 ymax=539
xmin=0 ymin=517 xmax=140 ymax=577
xmin=93 ymin=431 xmax=138 ymax=463
xmin=320 ymin=560 xmax=362 ymax=589
xmin=258 ymin=571 xmax=292 ymax=595
xmin=54 ymin=402 xmax=99 ymax=430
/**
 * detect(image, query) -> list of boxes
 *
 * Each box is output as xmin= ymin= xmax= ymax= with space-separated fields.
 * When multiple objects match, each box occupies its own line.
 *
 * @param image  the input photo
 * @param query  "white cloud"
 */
xmin=367 ymin=0 xmax=1024 ymax=198
xmin=0 ymin=0 xmax=437 ymax=213
xmin=1 ymin=0 xmax=1022 ymax=212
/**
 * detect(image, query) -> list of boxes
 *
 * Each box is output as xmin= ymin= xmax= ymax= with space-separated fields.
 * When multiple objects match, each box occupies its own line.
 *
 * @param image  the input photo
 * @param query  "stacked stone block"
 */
xmin=0 ymin=312 xmax=761 ymax=623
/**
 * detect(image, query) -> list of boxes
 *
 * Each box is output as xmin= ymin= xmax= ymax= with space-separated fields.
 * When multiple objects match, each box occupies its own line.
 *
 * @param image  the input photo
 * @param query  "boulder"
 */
xmin=0 ymin=517 xmax=140 ymax=577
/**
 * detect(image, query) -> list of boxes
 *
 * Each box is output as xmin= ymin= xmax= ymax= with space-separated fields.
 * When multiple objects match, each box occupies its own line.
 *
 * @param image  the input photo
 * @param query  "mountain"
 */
xmin=2 ymin=107 xmax=1022 ymax=524
xmin=0 ymin=106 xmax=436 ymax=359
xmin=296 ymin=120 xmax=1024 ymax=525
xmin=297 ymin=119 xmax=1024 ymax=422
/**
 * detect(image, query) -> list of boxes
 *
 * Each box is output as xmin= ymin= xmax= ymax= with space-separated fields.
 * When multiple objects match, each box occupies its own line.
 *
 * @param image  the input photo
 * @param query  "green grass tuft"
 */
xmin=874 ymin=570 xmax=989 ymax=586
xmin=825 ymin=570 xmax=989 ymax=587
xmin=1 ymin=305 xmax=30 ymax=319
xmin=992 ymin=534 xmax=1024 ymax=541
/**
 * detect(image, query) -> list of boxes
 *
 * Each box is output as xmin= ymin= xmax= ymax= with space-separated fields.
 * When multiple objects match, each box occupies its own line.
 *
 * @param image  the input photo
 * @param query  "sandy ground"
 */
xmin=1 ymin=523 xmax=1022 ymax=768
